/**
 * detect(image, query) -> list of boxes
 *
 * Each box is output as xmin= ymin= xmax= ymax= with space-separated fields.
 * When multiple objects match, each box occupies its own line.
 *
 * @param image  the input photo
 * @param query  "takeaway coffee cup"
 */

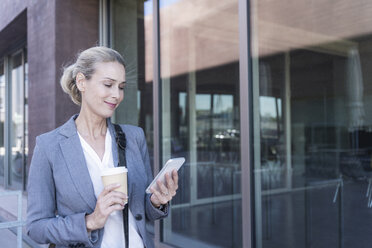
xmin=101 ymin=167 xmax=128 ymax=202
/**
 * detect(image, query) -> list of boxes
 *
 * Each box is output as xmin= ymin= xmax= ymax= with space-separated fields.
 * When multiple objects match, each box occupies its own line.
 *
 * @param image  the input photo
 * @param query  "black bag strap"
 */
xmin=113 ymin=124 xmax=129 ymax=248
xmin=114 ymin=124 xmax=127 ymax=168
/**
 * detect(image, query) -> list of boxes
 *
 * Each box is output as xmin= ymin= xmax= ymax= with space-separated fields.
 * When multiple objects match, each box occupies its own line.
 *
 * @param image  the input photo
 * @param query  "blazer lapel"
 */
xmin=59 ymin=115 xmax=97 ymax=211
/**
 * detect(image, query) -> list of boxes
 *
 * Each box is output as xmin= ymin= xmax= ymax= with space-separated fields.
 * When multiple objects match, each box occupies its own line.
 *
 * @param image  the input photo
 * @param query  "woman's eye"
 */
xmin=104 ymin=84 xmax=112 ymax=88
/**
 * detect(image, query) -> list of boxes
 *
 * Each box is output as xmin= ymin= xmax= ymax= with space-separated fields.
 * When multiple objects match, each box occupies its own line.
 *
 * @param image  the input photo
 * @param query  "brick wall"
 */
xmin=0 ymin=0 xmax=99 ymax=168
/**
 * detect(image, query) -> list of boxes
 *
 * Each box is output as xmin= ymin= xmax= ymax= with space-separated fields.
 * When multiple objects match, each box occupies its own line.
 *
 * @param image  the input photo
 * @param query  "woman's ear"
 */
xmin=75 ymin=72 xmax=86 ymax=92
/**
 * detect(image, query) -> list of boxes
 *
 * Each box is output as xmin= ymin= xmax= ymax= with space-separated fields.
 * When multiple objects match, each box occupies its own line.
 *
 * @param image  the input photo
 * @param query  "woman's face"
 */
xmin=77 ymin=61 xmax=126 ymax=119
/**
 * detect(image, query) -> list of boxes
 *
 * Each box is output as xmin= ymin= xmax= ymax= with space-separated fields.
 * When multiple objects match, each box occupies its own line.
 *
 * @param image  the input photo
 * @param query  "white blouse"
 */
xmin=78 ymin=130 xmax=144 ymax=248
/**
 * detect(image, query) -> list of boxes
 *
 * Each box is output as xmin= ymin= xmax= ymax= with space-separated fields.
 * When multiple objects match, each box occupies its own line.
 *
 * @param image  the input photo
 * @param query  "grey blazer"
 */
xmin=26 ymin=115 xmax=168 ymax=248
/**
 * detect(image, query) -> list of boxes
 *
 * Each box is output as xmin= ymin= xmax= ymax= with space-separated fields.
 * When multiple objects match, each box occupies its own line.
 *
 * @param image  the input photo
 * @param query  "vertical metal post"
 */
xmin=239 ymin=0 xmax=253 ymax=247
xmin=250 ymin=0 xmax=263 ymax=246
xmin=162 ymin=59 xmax=172 ymax=241
xmin=0 ymin=191 xmax=25 ymax=247
xmin=22 ymin=49 xmax=26 ymax=191
xmin=284 ymin=52 xmax=292 ymax=190
xmin=188 ymin=56 xmax=197 ymax=206
xmin=153 ymin=0 xmax=161 ymax=246
xmin=17 ymin=190 xmax=22 ymax=248
xmin=4 ymin=55 xmax=11 ymax=189
xmin=339 ymin=179 xmax=344 ymax=248
xmin=99 ymin=0 xmax=109 ymax=47
xmin=305 ymin=186 xmax=311 ymax=248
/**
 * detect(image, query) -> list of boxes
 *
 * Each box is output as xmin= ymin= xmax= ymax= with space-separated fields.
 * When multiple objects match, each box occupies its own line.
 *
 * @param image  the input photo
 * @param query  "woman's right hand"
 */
xmin=85 ymin=183 xmax=127 ymax=232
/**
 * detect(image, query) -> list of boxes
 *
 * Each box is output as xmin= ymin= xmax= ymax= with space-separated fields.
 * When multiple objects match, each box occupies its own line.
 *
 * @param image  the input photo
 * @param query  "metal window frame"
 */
xmin=239 ymin=0 xmax=253 ymax=247
xmin=22 ymin=47 xmax=27 ymax=191
xmin=0 ymin=61 xmax=4 ymax=188
xmin=4 ymin=55 xmax=10 ymax=188
xmin=99 ymin=0 xmax=109 ymax=47
xmin=100 ymin=0 xmax=115 ymax=124
xmin=153 ymin=0 xmax=164 ymax=246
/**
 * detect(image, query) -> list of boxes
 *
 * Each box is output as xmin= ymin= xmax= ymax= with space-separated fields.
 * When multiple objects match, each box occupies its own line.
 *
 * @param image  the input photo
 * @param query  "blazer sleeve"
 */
xmin=26 ymin=137 xmax=98 ymax=247
xmin=136 ymin=127 xmax=169 ymax=221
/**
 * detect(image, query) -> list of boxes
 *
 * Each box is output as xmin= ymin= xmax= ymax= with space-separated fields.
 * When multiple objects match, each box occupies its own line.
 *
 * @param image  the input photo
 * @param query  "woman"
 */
xmin=26 ymin=46 xmax=178 ymax=248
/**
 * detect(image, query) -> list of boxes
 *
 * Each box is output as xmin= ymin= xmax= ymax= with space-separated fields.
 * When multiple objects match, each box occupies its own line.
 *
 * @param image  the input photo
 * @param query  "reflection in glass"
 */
xmin=112 ymin=0 xmax=154 ymax=151
xmin=24 ymin=61 xmax=28 ymax=188
xmin=159 ymin=0 xmax=241 ymax=247
xmin=0 ymin=63 xmax=4 ymax=186
xmin=10 ymin=53 xmax=25 ymax=190
xmin=252 ymin=1 xmax=372 ymax=247
xmin=110 ymin=0 xmax=155 ymax=233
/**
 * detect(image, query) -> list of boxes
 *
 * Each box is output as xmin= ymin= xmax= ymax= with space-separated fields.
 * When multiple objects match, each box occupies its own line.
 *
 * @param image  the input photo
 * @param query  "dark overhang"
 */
xmin=0 ymin=9 xmax=27 ymax=58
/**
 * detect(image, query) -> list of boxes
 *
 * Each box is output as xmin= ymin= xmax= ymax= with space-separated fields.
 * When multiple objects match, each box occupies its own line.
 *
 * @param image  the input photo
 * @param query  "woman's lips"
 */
xmin=105 ymin=101 xmax=117 ymax=109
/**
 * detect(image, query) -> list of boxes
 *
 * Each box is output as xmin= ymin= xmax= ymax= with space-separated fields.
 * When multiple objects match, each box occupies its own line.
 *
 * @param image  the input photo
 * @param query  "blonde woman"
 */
xmin=26 ymin=46 xmax=178 ymax=248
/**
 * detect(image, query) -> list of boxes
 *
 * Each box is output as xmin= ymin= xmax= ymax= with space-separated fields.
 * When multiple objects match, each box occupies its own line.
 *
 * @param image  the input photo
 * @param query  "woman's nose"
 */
xmin=111 ymin=87 xmax=121 ymax=99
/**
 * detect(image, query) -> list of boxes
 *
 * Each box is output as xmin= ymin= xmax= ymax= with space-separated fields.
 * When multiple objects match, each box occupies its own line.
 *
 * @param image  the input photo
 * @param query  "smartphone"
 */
xmin=146 ymin=157 xmax=185 ymax=194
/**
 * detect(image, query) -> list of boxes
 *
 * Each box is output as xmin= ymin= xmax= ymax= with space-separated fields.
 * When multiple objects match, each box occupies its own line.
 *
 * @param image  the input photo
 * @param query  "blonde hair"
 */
xmin=60 ymin=46 xmax=126 ymax=105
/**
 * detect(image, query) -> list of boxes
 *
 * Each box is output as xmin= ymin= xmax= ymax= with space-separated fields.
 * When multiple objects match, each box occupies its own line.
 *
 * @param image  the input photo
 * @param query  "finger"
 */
xmin=156 ymin=181 xmax=173 ymax=201
xmin=102 ymin=191 xmax=128 ymax=205
xmin=103 ymin=195 xmax=127 ymax=208
xmin=151 ymin=186 xmax=170 ymax=203
xmin=157 ymin=180 xmax=170 ymax=196
xmin=169 ymin=189 xmax=177 ymax=197
xmin=172 ymin=170 xmax=179 ymax=189
xmin=165 ymin=172 xmax=174 ymax=189
xmin=107 ymin=203 xmax=125 ymax=214
xmin=149 ymin=188 xmax=161 ymax=206
xmin=101 ymin=183 xmax=121 ymax=197
xmin=106 ymin=191 xmax=128 ymax=201
xmin=164 ymin=174 xmax=177 ymax=196
xmin=151 ymin=188 xmax=168 ymax=205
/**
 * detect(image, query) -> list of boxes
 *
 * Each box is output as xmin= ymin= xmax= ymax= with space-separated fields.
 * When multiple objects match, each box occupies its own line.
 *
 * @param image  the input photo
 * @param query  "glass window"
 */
xmin=111 ymin=0 xmax=154 ymax=156
xmin=159 ymin=0 xmax=241 ymax=247
xmin=108 ymin=0 xmax=155 ymax=236
xmin=252 ymin=1 xmax=372 ymax=247
xmin=24 ymin=58 xmax=28 ymax=188
xmin=9 ymin=51 xmax=27 ymax=190
xmin=0 ymin=63 xmax=4 ymax=187
xmin=110 ymin=0 xmax=155 ymax=234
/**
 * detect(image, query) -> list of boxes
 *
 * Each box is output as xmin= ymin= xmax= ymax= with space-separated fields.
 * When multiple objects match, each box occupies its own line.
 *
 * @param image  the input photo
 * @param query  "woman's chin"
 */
xmin=93 ymin=109 xmax=115 ymax=119
xmin=102 ymin=112 xmax=114 ymax=119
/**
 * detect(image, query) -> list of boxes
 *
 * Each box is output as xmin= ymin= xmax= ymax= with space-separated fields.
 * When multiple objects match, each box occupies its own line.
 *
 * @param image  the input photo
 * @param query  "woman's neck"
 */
xmin=75 ymin=110 xmax=107 ymax=139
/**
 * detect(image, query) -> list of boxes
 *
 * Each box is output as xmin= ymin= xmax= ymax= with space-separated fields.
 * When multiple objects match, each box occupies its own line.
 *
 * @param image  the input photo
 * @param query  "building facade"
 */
xmin=1 ymin=0 xmax=372 ymax=247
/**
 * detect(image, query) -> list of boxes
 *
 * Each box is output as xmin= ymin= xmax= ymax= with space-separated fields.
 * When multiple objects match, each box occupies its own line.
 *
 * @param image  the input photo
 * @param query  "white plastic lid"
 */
xmin=101 ymin=167 xmax=127 ymax=176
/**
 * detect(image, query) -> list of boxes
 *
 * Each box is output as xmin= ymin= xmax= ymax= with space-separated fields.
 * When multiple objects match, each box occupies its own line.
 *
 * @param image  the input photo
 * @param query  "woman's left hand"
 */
xmin=150 ymin=170 xmax=178 ymax=208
